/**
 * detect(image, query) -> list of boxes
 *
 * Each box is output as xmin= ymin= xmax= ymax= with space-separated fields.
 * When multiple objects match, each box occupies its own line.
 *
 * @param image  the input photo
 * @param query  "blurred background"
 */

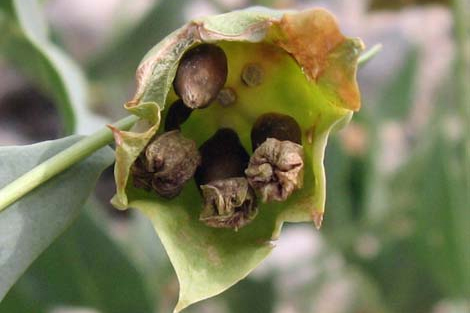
xmin=0 ymin=0 xmax=469 ymax=312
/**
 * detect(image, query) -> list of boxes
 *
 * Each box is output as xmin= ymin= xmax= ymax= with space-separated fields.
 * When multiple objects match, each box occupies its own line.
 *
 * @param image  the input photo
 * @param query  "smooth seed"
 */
xmin=250 ymin=112 xmax=302 ymax=150
xmin=173 ymin=44 xmax=228 ymax=109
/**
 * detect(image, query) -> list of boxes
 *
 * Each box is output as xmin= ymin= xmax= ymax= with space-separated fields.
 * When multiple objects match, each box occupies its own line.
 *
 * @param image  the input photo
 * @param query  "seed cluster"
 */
xmin=131 ymin=43 xmax=305 ymax=230
xmin=196 ymin=128 xmax=257 ymax=230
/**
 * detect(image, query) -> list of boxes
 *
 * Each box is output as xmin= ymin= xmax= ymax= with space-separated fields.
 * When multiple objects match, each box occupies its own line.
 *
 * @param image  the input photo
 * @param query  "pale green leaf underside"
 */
xmin=0 ymin=137 xmax=114 ymax=300
xmin=198 ymin=7 xmax=285 ymax=37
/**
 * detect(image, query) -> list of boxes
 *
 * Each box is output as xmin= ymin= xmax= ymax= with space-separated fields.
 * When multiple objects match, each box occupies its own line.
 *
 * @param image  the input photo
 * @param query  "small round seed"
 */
xmin=251 ymin=112 xmax=302 ymax=150
xmin=164 ymin=99 xmax=193 ymax=131
xmin=216 ymin=87 xmax=237 ymax=107
xmin=173 ymin=44 xmax=228 ymax=109
xmin=241 ymin=63 xmax=264 ymax=87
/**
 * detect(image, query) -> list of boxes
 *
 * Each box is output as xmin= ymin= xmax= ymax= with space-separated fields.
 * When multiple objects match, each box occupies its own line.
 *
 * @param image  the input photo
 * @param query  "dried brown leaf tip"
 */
xmin=173 ymin=44 xmax=228 ymax=109
xmin=246 ymin=113 xmax=304 ymax=202
xmin=131 ymin=130 xmax=200 ymax=198
xmin=196 ymin=128 xmax=258 ymax=229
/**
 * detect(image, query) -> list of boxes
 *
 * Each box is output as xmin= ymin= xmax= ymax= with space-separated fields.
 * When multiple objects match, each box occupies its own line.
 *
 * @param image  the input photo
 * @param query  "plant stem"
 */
xmin=452 ymin=0 xmax=470 ymax=294
xmin=0 ymin=115 xmax=139 ymax=213
xmin=358 ymin=44 xmax=382 ymax=67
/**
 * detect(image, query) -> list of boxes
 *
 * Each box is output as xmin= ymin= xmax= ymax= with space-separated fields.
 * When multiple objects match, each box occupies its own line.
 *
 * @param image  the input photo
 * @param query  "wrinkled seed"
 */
xmin=131 ymin=130 xmax=201 ymax=198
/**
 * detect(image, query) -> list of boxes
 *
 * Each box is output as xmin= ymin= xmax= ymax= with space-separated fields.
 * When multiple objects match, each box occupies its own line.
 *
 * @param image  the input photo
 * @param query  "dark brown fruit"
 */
xmin=173 ymin=44 xmax=228 ymax=109
xmin=250 ymin=112 xmax=302 ymax=150
xmin=195 ymin=128 xmax=249 ymax=186
xmin=164 ymin=99 xmax=193 ymax=131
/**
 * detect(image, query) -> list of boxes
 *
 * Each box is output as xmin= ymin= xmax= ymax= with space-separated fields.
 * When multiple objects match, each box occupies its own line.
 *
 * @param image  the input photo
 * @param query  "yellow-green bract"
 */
xmin=110 ymin=7 xmax=363 ymax=312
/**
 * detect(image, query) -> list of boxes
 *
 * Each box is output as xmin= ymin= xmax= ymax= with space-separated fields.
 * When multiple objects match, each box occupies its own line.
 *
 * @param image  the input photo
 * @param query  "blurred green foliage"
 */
xmin=369 ymin=0 xmax=451 ymax=11
xmin=1 ymin=208 xmax=153 ymax=313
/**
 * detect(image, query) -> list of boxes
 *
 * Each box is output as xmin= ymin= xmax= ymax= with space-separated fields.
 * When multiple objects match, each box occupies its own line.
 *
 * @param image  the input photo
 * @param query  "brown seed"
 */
xmin=216 ymin=87 xmax=237 ymax=107
xmin=241 ymin=63 xmax=264 ymax=87
xmin=131 ymin=130 xmax=201 ymax=198
xmin=164 ymin=99 xmax=193 ymax=131
xmin=200 ymin=178 xmax=257 ymax=230
xmin=131 ymin=154 xmax=154 ymax=191
xmin=196 ymin=128 xmax=258 ymax=230
xmin=245 ymin=138 xmax=304 ymax=202
xmin=246 ymin=113 xmax=304 ymax=202
xmin=195 ymin=128 xmax=249 ymax=186
xmin=251 ymin=112 xmax=302 ymax=150
xmin=173 ymin=44 xmax=228 ymax=109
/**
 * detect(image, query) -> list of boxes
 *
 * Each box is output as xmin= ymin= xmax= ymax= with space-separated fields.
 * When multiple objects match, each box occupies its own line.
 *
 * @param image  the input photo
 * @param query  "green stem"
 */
xmin=452 ymin=0 xmax=470 ymax=294
xmin=358 ymin=44 xmax=382 ymax=67
xmin=453 ymin=0 xmax=470 ymax=196
xmin=0 ymin=115 xmax=139 ymax=213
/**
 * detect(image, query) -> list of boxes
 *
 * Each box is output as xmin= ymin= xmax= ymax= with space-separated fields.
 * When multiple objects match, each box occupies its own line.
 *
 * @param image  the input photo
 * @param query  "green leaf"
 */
xmin=377 ymin=49 xmax=418 ymax=120
xmin=111 ymin=8 xmax=364 ymax=311
xmin=368 ymin=0 xmax=450 ymax=11
xmin=1 ymin=208 xmax=154 ymax=313
xmin=0 ymin=0 xmax=106 ymax=134
xmin=406 ymin=137 xmax=470 ymax=299
xmin=0 ymin=136 xmax=113 ymax=300
xmin=133 ymin=186 xmax=275 ymax=312
xmin=224 ymin=277 xmax=275 ymax=313
xmin=355 ymin=239 xmax=442 ymax=313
